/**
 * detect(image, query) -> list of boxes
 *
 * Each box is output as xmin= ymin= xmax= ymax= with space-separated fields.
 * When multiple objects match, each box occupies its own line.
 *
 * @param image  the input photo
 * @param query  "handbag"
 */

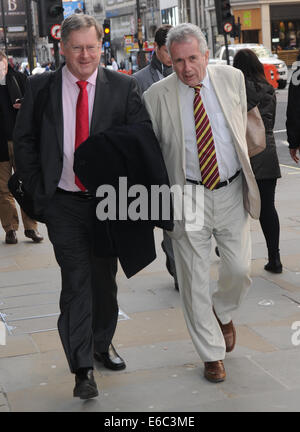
xmin=246 ymin=105 xmax=266 ymax=158
xmin=8 ymin=173 xmax=45 ymax=222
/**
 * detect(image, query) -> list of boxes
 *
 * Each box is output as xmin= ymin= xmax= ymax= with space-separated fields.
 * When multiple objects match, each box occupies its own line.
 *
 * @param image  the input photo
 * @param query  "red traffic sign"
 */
xmin=50 ymin=24 xmax=61 ymax=40
xmin=224 ymin=22 xmax=233 ymax=33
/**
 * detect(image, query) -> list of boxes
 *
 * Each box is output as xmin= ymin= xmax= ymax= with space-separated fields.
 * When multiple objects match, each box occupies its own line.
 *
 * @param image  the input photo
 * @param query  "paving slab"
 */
xmin=1 ymin=154 xmax=300 ymax=412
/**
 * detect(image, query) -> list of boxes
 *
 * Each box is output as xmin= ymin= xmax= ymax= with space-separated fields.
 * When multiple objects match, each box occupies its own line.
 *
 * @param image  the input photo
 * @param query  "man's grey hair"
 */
xmin=166 ymin=23 xmax=208 ymax=55
xmin=61 ymin=14 xmax=103 ymax=44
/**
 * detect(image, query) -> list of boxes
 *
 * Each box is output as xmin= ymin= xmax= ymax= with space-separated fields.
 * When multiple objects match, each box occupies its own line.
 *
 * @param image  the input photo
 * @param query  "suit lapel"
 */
xmin=162 ymin=75 xmax=186 ymax=172
xmin=90 ymin=66 xmax=109 ymax=135
xmin=163 ymin=75 xmax=184 ymax=149
xmin=50 ymin=68 xmax=64 ymax=156
xmin=150 ymin=65 xmax=160 ymax=84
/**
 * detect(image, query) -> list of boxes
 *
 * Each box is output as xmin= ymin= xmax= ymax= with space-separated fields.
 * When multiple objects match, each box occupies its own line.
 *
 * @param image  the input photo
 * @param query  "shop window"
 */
xmin=161 ymin=7 xmax=179 ymax=26
xmin=272 ymin=20 xmax=300 ymax=50
xmin=242 ymin=30 xmax=259 ymax=44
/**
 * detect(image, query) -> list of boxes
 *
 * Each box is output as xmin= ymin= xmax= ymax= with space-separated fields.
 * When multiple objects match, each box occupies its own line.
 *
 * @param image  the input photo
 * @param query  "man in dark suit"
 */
xmin=13 ymin=14 xmax=150 ymax=400
xmin=134 ymin=25 xmax=179 ymax=291
xmin=286 ymin=64 xmax=300 ymax=163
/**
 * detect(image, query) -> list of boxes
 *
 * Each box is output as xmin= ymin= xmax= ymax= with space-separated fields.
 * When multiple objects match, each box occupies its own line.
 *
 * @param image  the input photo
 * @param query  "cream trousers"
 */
xmin=172 ymin=174 xmax=251 ymax=362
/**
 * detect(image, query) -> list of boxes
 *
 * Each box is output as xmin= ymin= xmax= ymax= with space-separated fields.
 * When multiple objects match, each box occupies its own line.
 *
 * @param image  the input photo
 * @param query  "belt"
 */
xmin=56 ymin=187 xmax=94 ymax=199
xmin=186 ymin=170 xmax=240 ymax=189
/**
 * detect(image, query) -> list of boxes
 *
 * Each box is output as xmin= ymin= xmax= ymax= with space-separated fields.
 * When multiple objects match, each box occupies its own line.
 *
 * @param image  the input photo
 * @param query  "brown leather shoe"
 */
xmin=214 ymin=309 xmax=236 ymax=353
xmin=204 ymin=360 xmax=226 ymax=383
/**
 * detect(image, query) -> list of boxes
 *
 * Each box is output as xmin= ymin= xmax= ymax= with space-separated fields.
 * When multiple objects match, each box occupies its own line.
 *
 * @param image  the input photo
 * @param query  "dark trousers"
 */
xmin=43 ymin=191 xmax=118 ymax=373
xmin=256 ymin=178 xmax=280 ymax=257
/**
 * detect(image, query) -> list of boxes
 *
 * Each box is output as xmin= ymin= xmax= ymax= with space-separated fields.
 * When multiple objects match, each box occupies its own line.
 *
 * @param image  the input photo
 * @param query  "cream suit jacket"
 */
xmin=143 ymin=64 xmax=260 ymax=238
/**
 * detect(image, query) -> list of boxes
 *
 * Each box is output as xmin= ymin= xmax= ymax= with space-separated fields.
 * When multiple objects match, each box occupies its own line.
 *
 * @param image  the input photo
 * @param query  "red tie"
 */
xmin=75 ymin=80 xmax=89 ymax=191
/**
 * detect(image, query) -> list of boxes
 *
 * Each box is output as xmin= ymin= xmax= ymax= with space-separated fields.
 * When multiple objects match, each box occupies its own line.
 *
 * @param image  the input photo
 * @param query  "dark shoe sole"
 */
xmin=94 ymin=352 xmax=126 ymax=371
xmin=24 ymin=234 xmax=43 ymax=243
xmin=264 ymin=264 xmax=283 ymax=274
xmin=204 ymin=373 xmax=226 ymax=383
xmin=73 ymin=389 xmax=99 ymax=400
xmin=5 ymin=239 xmax=18 ymax=244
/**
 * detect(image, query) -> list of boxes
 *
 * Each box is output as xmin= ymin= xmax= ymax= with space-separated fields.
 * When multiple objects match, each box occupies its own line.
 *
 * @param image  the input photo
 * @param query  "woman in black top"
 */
xmin=233 ymin=49 xmax=282 ymax=273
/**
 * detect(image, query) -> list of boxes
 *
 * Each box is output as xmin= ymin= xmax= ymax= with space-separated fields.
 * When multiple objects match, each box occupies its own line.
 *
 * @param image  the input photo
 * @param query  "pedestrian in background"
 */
xmin=134 ymin=25 xmax=173 ymax=94
xmin=233 ymin=49 xmax=282 ymax=273
xmin=134 ymin=24 xmax=179 ymax=290
xmin=143 ymin=23 xmax=260 ymax=383
xmin=111 ymin=57 xmax=119 ymax=71
xmin=0 ymin=50 xmax=43 ymax=244
xmin=286 ymin=59 xmax=300 ymax=165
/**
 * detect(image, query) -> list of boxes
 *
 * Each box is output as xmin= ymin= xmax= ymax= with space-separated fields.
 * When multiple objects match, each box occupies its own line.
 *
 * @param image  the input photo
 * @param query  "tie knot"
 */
xmin=193 ymin=84 xmax=202 ymax=95
xmin=77 ymin=80 xmax=87 ymax=90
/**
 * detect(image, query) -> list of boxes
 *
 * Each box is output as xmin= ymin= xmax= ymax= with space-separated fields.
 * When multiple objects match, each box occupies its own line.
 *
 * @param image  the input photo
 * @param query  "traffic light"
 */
xmin=214 ymin=0 xmax=234 ymax=35
xmin=37 ymin=0 xmax=64 ymax=39
xmin=103 ymin=19 xmax=111 ymax=47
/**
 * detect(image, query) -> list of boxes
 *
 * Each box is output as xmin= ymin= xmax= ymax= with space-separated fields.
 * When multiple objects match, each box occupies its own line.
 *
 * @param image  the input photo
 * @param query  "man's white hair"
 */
xmin=166 ymin=23 xmax=208 ymax=55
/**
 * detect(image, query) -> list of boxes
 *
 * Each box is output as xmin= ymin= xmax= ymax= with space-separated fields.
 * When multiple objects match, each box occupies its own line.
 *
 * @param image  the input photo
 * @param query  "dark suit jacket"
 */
xmin=74 ymin=123 xmax=174 ymax=277
xmin=286 ymin=67 xmax=300 ymax=149
xmin=13 ymin=65 xmax=150 ymax=216
xmin=0 ymin=65 xmax=27 ymax=161
xmin=133 ymin=64 xmax=160 ymax=95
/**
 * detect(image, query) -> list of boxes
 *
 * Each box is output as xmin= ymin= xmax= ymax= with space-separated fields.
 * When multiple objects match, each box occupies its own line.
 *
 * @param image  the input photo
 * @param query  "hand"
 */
xmin=13 ymin=103 xmax=21 ymax=110
xmin=289 ymin=148 xmax=300 ymax=163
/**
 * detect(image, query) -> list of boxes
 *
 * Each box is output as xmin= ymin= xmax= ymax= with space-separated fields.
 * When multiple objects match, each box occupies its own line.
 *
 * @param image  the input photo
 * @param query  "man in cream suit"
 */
xmin=143 ymin=23 xmax=260 ymax=383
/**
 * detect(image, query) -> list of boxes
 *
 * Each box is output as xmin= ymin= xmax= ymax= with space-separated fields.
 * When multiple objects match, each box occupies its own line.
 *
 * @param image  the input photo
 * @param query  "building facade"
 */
xmin=230 ymin=1 xmax=300 ymax=64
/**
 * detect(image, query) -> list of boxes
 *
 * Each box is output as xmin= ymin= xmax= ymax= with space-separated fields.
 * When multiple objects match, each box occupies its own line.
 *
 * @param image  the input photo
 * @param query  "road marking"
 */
xmin=280 ymin=163 xmax=300 ymax=170
xmin=274 ymin=129 xmax=286 ymax=133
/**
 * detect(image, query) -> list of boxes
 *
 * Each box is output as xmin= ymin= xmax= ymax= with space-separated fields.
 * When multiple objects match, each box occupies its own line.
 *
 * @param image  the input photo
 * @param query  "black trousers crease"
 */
xmin=43 ymin=191 xmax=118 ymax=373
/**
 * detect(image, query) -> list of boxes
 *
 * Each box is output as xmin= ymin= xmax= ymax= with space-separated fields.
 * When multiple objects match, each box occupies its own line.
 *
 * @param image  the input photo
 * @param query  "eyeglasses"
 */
xmin=69 ymin=45 xmax=100 ymax=54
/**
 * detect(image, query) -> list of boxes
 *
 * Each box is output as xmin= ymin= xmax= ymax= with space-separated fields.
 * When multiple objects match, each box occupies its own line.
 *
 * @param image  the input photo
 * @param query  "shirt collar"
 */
xmin=201 ymin=71 xmax=210 ymax=89
xmin=177 ymin=70 xmax=210 ymax=94
xmin=64 ymin=65 xmax=98 ymax=86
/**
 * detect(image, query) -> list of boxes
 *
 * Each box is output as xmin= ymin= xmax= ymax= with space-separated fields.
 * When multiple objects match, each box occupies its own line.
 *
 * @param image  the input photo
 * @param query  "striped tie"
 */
xmin=193 ymin=84 xmax=220 ymax=190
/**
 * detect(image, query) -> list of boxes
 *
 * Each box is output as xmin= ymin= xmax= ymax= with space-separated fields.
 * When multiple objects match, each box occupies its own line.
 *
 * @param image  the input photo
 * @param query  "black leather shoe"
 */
xmin=94 ymin=344 xmax=126 ymax=370
xmin=73 ymin=368 xmax=99 ymax=400
xmin=24 ymin=230 xmax=44 ymax=243
xmin=5 ymin=230 xmax=18 ymax=244
xmin=264 ymin=251 xmax=283 ymax=274
xmin=264 ymin=260 xmax=283 ymax=274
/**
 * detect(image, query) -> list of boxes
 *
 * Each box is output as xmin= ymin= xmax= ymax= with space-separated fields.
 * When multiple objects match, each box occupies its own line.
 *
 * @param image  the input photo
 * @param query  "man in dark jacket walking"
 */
xmin=0 ymin=51 xmax=43 ymax=244
xmin=134 ymin=25 xmax=179 ymax=290
xmin=287 ymin=63 xmax=300 ymax=164
xmin=134 ymin=25 xmax=173 ymax=93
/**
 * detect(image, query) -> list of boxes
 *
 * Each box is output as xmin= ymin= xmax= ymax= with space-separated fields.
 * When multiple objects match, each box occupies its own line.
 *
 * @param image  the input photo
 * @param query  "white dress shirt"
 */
xmin=178 ymin=72 xmax=241 ymax=182
xmin=59 ymin=65 xmax=97 ymax=191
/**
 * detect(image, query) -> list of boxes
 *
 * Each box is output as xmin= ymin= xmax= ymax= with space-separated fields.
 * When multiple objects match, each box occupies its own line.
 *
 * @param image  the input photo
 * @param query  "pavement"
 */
xmin=0 ymin=161 xmax=300 ymax=413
